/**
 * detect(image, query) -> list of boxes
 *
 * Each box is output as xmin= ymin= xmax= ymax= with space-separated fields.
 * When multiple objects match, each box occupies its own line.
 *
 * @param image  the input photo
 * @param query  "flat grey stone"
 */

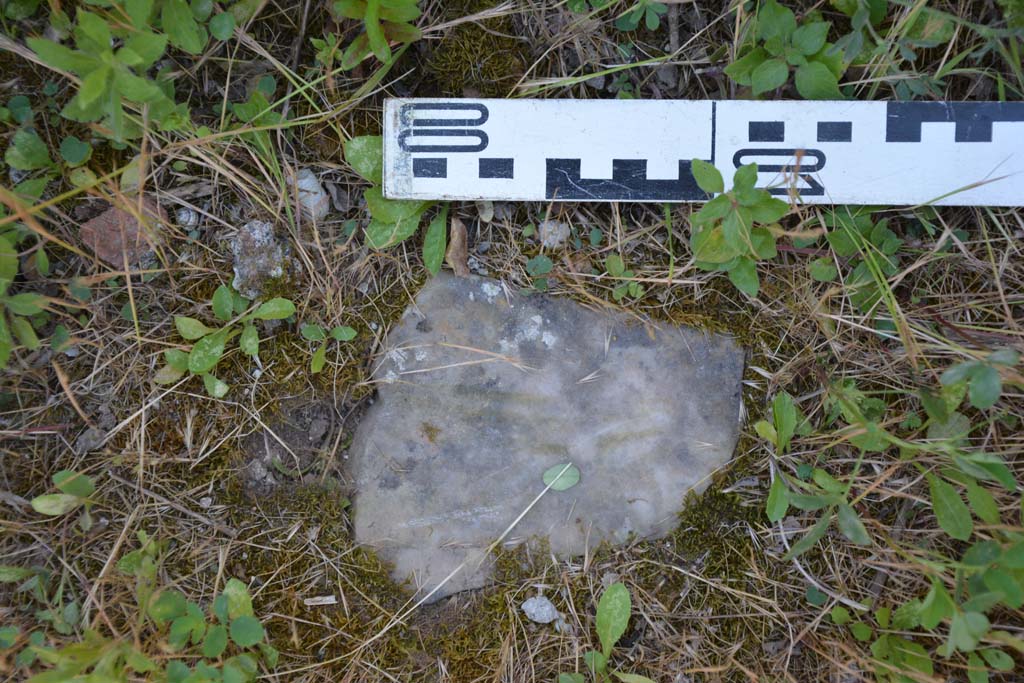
xmin=350 ymin=274 xmax=744 ymax=602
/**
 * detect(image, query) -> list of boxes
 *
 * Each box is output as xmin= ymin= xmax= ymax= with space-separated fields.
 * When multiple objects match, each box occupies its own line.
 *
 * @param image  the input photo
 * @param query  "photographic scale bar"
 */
xmin=383 ymin=98 xmax=1024 ymax=207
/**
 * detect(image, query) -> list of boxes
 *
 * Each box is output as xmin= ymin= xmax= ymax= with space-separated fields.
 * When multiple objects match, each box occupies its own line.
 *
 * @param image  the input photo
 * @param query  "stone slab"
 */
xmin=350 ymin=274 xmax=744 ymax=601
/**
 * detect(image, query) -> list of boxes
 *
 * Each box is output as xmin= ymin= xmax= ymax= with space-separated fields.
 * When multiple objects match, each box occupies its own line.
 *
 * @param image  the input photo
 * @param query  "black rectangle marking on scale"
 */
xmin=749 ymin=121 xmax=785 ymax=142
xmin=413 ymin=157 xmax=448 ymax=178
xmin=817 ymin=121 xmax=852 ymax=142
xmin=479 ymin=158 xmax=514 ymax=179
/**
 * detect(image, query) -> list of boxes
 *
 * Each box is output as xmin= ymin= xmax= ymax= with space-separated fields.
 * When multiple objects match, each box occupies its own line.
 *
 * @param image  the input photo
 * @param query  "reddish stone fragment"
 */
xmin=80 ymin=197 xmax=165 ymax=266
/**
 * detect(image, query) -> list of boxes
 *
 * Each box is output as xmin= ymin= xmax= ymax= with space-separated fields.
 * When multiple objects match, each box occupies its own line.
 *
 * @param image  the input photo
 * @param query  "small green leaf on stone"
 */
xmin=542 ymin=463 xmax=580 ymax=491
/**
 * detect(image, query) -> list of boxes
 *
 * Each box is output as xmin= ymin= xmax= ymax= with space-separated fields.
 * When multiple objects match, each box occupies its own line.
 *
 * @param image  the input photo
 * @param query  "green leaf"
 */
xmin=772 ymin=392 xmax=797 ymax=453
xmin=222 ymin=578 xmax=254 ymax=619
xmin=751 ymin=57 xmax=789 ymax=96
xmin=27 ymin=38 xmax=83 ymax=72
xmin=113 ymin=70 xmax=164 ymax=102
xmin=188 ymin=330 xmax=228 ymax=374
xmin=202 ymin=624 xmax=228 ymax=658
xmin=982 ymin=568 xmax=1023 ymax=609
xmin=612 ymin=674 xmax=656 ymax=683
xmin=794 ymin=61 xmax=843 ymax=99
xmin=423 ymin=207 xmax=448 ymax=275
xmin=690 ymin=159 xmax=723 ymax=194
xmin=330 ymin=326 xmax=357 ymax=341
xmin=958 ymin=540 xmax=999 ymax=565
xmin=582 ymin=650 xmax=607 ymax=676
xmin=212 ymin=285 xmax=234 ymax=322
xmin=365 ymin=214 xmax=422 ymax=249
xmin=988 ymin=349 xmax=1019 ymax=366
xmin=754 ymin=419 xmax=777 ymax=446
xmin=727 ymin=257 xmax=759 ymax=297
xmin=229 ymin=615 xmax=264 ymax=648
xmin=175 ymin=316 xmax=215 ymax=340
xmin=733 ymin=164 xmax=759 ymax=192
xmin=210 ymin=12 xmax=236 ymax=40
xmin=791 ymin=22 xmax=830 ymax=55
xmin=344 ymin=135 xmax=384 ymax=184
xmin=928 ymin=475 xmax=973 ymax=541
xmin=692 ymin=225 xmax=742 ymax=264
xmin=808 ymin=257 xmax=838 ymax=282
xmin=0 ymin=624 xmax=19 ymax=648
xmin=981 ymin=649 xmax=1014 ymax=672
xmin=965 ymin=480 xmax=1000 ymax=525
xmin=11 ymin=316 xmax=39 ymax=351
xmin=5 ymin=293 xmax=45 ymax=316
xmin=920 ymin=579 xmax=953 ymax=629
xmin=850 ymin=622 xmax=873 ymax=641
xmin=766 ymin=475 xmax=789 ymax=522
xmin=757 ymin=0 xmax=797 ymax=42
xmin=749 ymin=197 xmax=789 ymax=223
xmin=969 ymin=365 xmax=1001 ymax=409
xmin=30 ymin=493 xmax=82 ymax=516
xmin=837 ymin=503 xmax=870 ymax=545
xmin=159 ymin=351 xmax=187 ymax=375
xmin=365 ymin=187 xmax=426 ymax=223
xmin=596 ymin=582 xmax=631 ymax=657
xmin=723 ymin=46 xmax=769 ymax=86
xmin=253 ymin=298 xmax=295 ymax=320
xmin=948 ymin=611 xmax=989 ymax=654
xmin=558 ymin=674 xmax=586 ymax=683
xmin=53 ymin=470 xmax=95 ymax=498
xmin=830 ymin=605 xmax=851 ymax=625
xmin=941 ymin=360 xmax=978 ymax=386
xmin=239 ymin=325 xmax=259 ymax=357
xmin=78 ymin=65 xmax=111 ymax=108
xmin=5 ymin=129 xmax=52 ymax=170
xmin=812 ymin=469 xmax=844 ymax=494
xmin=147 ymin=589 xmax=187 ymax=624
xmin=154 ymin=363 xmax=185 ymax=385
xmin=527 ymin=254 xmax=554 ymax=277
xmin=968 ymin=654 xmax=989 ymax=683
xmin=364 ymin=0 xmax=390 ymax=61
xmin=122 ymin=31 xmax=167 ymax=68
xmin=0 ymin=236 xmax=17 ymax=296
xmin=0 ymin=565 xmax=34 ymax=582
xmin=310 ymin=344 xmax=327 ymax=374
xmin=301 ymin=324 xmax=326 ymax=341
xmin=605 ymin=253 xmax=625 ymax=277
xmin=202 ymin=373 xmax=229 ymax=398
xmin=784 ymin=513 xmax=831 ymax=560
xmin=59 ymin=136 xmax=92 ymax=166
xmin=162 ymin=0 xmax=207 ymax=54
xmin=542 ymin=463 xmax=580 ymax=491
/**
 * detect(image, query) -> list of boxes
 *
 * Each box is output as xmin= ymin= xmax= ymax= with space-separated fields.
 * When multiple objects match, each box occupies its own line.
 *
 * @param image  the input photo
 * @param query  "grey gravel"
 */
xmin=521 ymin=596 xmax=559 ymax=624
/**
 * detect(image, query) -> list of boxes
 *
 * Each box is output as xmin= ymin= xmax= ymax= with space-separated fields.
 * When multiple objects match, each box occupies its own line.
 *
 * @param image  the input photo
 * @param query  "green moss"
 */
xmin=427 ymin=0 xmax=528 ymax=97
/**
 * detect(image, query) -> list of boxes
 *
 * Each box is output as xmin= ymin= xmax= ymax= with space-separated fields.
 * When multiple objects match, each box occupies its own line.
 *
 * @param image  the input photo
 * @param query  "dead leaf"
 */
xmin=79 ymin=196 xmax=165 ymax=266
xmin=446 ymin=216 xmax=470 ymax=277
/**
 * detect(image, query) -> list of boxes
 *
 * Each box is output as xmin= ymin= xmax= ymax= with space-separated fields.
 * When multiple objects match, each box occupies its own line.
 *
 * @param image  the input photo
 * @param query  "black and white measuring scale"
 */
xmin=383 ymin=98 xmax=1024 ymax=206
